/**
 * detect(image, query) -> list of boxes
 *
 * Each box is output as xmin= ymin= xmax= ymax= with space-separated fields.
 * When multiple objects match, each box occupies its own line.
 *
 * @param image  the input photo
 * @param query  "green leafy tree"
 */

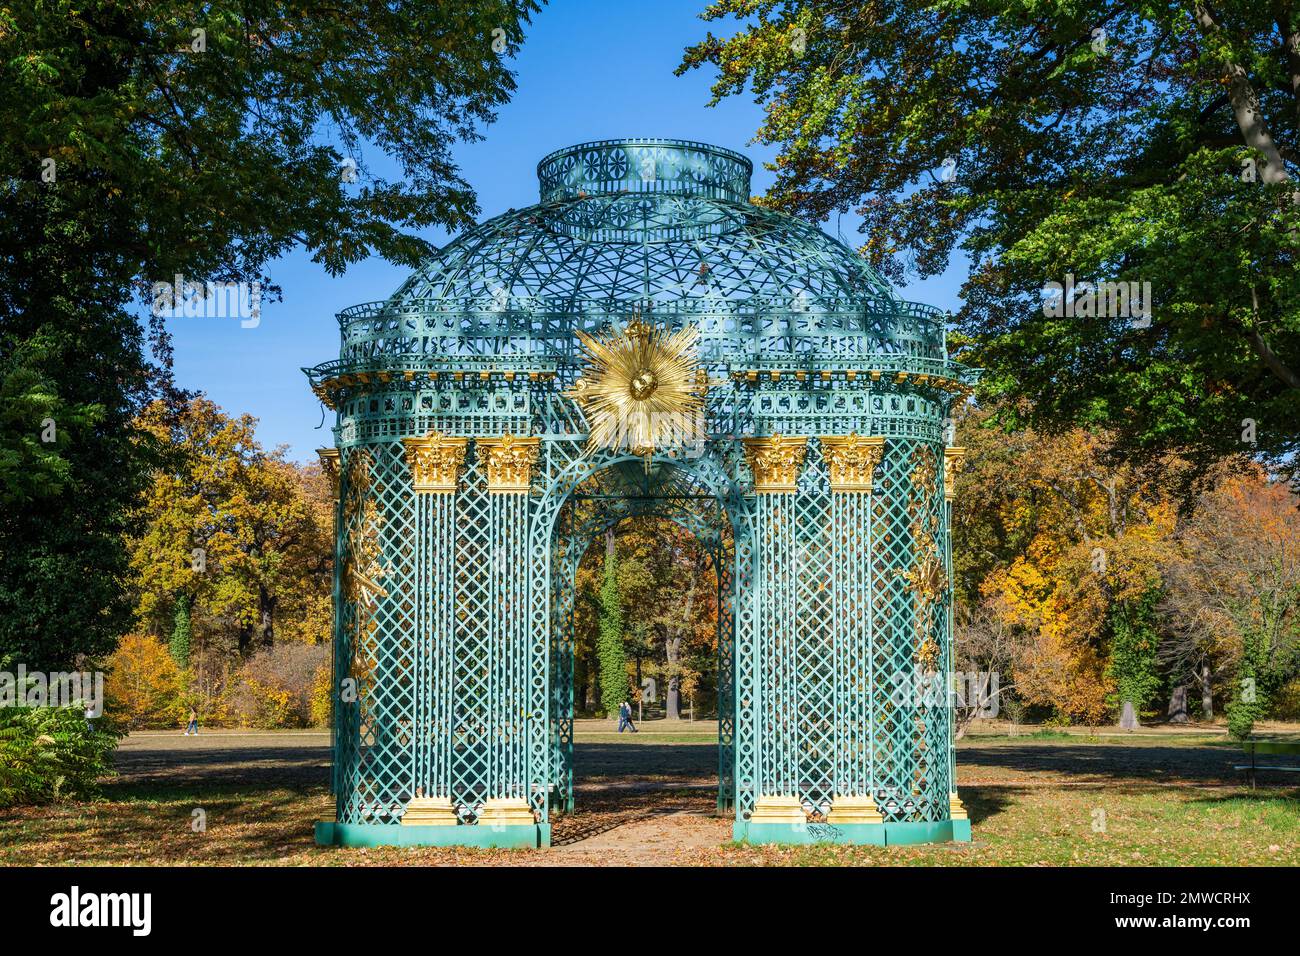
xmin=0 ymin=193 xmax=158 ymax=669
xmin=0 ymin=0 xmax=539 ymax=668
xmin=169 ymin=594 xmax=193 ymax=668
xmin=1105 ymin=589 xmax=1163 ymax=726
xmin=681 ymin=1 xmax=1299 ymax=484
xmin=598 ymin=532 xmax=628 ymax=717
xmin=1227 ymin=626 xmax=1269 ymax=739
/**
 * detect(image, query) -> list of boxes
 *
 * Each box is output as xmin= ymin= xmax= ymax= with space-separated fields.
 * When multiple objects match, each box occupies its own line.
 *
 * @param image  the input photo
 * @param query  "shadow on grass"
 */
xmin=0 ymin=784 xmax=330 ymax=865
xmin=958 ymin=787 xmax=1016 ymax=826
xmin=1183 ymin=786 xmax=1300 ymax=808
xmin=12 ymin=733 xmax=1287 ymax=863
xmin=958 ymin=741 xmax=1245 ymax=784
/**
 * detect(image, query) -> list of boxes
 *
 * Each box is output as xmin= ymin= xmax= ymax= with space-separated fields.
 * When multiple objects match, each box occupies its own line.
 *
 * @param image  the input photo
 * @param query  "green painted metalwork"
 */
xmin=307 ymin=139 xmax=977 ymax=847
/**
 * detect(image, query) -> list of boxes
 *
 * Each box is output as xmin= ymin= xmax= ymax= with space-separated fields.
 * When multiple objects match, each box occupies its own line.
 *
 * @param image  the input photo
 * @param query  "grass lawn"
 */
xmin=1 ymin=730 xmax=1297 ymax=866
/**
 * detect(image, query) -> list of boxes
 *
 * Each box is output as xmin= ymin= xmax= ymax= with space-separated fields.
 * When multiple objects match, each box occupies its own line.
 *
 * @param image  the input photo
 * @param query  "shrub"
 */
xmin=226 ymin=643 xmax=328 ymax=728
xmin=0 ymin=705 xmax=121 ymax=808
xmin=104 ymin=634 xmax=187 ymax=729
xmin=309 ymin=655 xmax=332 ymax=729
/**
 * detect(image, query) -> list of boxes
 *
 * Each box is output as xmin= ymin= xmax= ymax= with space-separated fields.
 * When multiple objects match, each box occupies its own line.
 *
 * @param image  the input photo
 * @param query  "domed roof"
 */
xmin=319 ymin=140 xmax=955 ymax=382
xmin=391 ymin=138 xmax=896 ymax=307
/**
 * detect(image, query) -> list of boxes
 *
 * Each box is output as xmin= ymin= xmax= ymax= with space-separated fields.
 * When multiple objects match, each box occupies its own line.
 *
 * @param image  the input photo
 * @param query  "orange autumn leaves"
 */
xmin=957 ymin=415 xmax=1182 ymax=722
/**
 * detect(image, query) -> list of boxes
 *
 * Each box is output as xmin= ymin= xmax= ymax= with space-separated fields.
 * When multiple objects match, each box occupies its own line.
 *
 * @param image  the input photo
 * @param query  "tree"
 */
xmin=1161 ymin=465 xmax=1300 ymax=735
xmin=953 ymin=596 xmax=1030 ymax=737
xmin=681 ymin=2 xmax=1299 ymax=485
xmin=0 ymin=187 xmax=158 ymax=669
xmin=104 ymin=633 xmax=187 ymax=729
xmin=954 ymin=407 xmax=1179 ymax=723
xmin=1106 ymin=589 xmax=1163 ymax=729
xmin=169 ymin=595 xmax=193 ymax=668
xmin=1 ymin=0 xmax=538 ymax=667
xmin=659 ymin=539 xmax=713 ymax=720
xmin=597 ymin=531 xmax=627 ymax=717
xmin=604 ymin=517 xmax=720 ymax=720
xmin=129 ymin=397 xmax=332 ymax=657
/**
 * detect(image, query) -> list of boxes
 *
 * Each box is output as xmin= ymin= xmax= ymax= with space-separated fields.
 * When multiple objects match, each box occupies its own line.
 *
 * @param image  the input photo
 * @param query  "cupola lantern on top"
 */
xmin=536 ymin=138 xmax=753 ymax=204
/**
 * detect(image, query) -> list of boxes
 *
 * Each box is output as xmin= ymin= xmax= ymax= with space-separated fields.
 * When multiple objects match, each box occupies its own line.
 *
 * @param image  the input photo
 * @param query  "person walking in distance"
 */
xmin=617 ymin=699 xmax=637 ymax=734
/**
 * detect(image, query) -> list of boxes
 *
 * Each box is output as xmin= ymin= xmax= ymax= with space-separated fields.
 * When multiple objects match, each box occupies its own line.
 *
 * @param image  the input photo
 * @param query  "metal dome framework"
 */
xmin=309 ymin=139 xmax=978 ymax=849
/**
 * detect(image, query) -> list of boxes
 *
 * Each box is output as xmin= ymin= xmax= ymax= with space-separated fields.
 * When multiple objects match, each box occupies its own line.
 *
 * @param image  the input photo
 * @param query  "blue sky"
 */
xmin=162 ymin=0 xmax=966 ymax=461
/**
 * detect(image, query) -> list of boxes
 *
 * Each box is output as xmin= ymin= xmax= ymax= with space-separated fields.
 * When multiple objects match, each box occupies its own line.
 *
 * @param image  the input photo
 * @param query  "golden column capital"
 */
xmin=402 ymin=430 xmax=469 ymax=494
xmin=477 ymin=434 xmax=540 ymax=493
xmin=820 ymin=433 xmax=886 ymax=492
xmin=316 ymin=447 xmax=340 ymax=495
xmin=943 ymin=446 xmax=967 ymax=502
xmin=742 ymin=434 xmax=808 ymax=493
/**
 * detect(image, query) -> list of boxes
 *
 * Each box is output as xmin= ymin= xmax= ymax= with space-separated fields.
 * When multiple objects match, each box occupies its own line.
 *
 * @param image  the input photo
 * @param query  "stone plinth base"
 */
xmin=400 ymin=797 xmax=458 ymax=826
xmin=826 ymin=794 xmax=885 ymax=825
xmin=476 ymin=797 xmax=537 ymax=828
xmin=749 ymin=794 xmax=807 ymax=824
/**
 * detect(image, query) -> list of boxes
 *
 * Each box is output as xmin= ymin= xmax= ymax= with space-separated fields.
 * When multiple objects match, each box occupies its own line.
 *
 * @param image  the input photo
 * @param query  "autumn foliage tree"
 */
xmin=129 ymin=396 xmax=331 ymax=658
xmin=1161 ymin=466 xmax=1300 ymax=736
xmin=104 ymin=633 xmax=187 ymax=729
xmin=954 ymin=407 xmax=1180 ymax=723
xmin=116 ymin=397 xmax=332 ymax=726
xmin=575 ymin=517 xmax=722 ymax=719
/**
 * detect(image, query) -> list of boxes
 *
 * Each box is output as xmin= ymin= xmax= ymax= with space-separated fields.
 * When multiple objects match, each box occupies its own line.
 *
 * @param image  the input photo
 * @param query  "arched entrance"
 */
xmin=545 ymin=454 xmax=746 ymax=818
xmin=308 ymin=138 xmax=978 ymax=849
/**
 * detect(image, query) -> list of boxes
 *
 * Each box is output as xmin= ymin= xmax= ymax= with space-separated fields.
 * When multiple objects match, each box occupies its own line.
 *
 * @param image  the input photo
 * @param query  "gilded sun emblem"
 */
xmin=568 ymin=317 xmax=707 ymax=461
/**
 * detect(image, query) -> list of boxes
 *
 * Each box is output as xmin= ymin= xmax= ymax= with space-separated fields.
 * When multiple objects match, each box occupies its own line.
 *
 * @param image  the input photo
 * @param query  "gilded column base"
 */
xmin=749 ymin=794 xmax=807 ymax=824
xmin=476 ymin=797 xmax=536 ymax=827
xmin=400 ymin=797 xmax=459 ymax=826
xmin=949 ymin=792 xmax=969 ymax=820
xmin=827 ymin=794 xmax=885 ymax=825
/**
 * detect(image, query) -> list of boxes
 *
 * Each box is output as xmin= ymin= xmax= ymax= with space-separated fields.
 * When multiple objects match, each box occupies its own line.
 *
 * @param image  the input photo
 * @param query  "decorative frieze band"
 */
xmin=742 ymin=434 xmax=807 ymax=493
xmin=477 ymin=434 xmax=540 ymax=493
xmin=819 ymin=433 xmax=886 ymax=492
xmin=402 ymin=430 xmax=469 ymax=494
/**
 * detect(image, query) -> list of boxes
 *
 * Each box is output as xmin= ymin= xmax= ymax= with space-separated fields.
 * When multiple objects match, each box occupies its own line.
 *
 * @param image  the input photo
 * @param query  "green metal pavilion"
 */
xmin=307 ymin=138 xmax=977 ymax=848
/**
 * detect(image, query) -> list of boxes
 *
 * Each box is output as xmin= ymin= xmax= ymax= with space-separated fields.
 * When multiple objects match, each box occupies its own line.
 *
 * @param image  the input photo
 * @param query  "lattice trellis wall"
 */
xmin=311 ymin=139 xmax=977 ymax=847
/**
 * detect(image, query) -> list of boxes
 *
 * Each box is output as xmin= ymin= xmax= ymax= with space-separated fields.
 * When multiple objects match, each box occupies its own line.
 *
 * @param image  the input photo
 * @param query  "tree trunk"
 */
xmin=1194 ymin=5 xmax=1291 ymax=184
xmin=1201 ymin=664 xmax=1213 ymax=720
xmin=666 ymin=633 xmax=681 ymax=720
xmin=256 ymin=588 xmax=276 ymax=649
xmin=1119 ymin=699 xmax=1138 ymax=730
xmin=666 ymin=574 xmax=696 ymax=721
xmin=575 ymin=656 xmax=589 ymax=715
xmin=1167 ymin=685 xmax=1188 ymax=723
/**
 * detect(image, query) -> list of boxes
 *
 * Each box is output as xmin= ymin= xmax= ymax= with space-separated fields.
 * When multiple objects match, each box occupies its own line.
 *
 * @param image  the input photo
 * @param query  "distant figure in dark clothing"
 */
xmin=618 ymin=700 xmax=637 ymax=733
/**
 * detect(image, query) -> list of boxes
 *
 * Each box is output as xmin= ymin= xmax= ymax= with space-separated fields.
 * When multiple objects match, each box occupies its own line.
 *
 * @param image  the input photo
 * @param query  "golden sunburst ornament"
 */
xmin=567 ymin=317 xmax=707 ymax=461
